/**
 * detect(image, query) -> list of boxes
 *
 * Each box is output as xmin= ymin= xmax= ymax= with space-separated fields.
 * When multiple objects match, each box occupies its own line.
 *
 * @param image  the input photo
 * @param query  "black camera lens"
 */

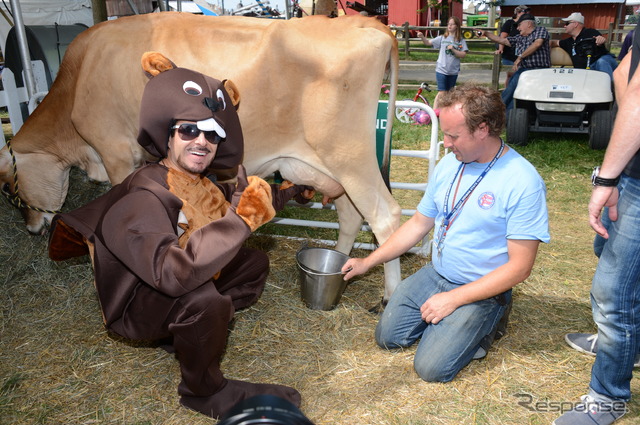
xmin=217 ymin=395 xmax=315 ymax=425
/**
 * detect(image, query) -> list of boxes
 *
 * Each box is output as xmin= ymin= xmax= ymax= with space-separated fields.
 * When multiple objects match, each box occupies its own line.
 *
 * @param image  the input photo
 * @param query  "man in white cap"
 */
xmin=550 ymin=12 xmax=618 ymax=78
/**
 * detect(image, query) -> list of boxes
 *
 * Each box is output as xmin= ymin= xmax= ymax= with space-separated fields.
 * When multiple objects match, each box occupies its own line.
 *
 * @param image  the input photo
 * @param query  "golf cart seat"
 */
xmin=550 ymin=47 xmax=573 ymax=67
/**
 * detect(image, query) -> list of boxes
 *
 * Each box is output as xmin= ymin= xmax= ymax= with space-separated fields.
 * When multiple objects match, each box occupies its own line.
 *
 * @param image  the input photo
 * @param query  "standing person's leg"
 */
xmin=502 ymin=58 xmax=515 ymax=86
xmin=590 ymin=175 xmax=640 ymax=401
xmin=501 ymin=67 xmax=525 ymax=112
xmin=445 ymin=74 xmax=458 ymax=90
xmin=434 ymin=74 xmax=458 ymax=108
xmin=555 ymin=175 xmax=640 ymax=425
xmin=434 ymin=72 xmax=448 ymax=109
xmin=435 ymin=72 xmax=448 ymax=92
xmin=434 ymin=74 xmax=457 ymax=108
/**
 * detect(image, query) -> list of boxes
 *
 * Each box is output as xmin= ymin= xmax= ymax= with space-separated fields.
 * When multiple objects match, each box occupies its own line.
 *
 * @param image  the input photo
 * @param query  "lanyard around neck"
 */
xmin=435 ymin=140 xmax=505 ymax=256
xmin=442 ymin=140 xmax=505 ymax=230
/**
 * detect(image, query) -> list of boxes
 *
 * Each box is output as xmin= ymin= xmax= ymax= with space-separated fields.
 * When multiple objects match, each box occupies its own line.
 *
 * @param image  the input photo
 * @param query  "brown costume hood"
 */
xmin=137 ymin=66 xmax=244 ymax=170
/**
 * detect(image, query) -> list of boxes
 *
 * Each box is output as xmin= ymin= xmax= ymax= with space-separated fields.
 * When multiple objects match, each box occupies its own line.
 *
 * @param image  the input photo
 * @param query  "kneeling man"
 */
xmin=342 ymin=84 xmax=549 ymax=382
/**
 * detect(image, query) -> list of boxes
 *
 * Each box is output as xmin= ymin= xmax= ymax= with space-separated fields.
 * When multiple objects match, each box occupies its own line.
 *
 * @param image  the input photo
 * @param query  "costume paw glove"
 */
xmin=236 ymin=176 xmax=276 ymax=231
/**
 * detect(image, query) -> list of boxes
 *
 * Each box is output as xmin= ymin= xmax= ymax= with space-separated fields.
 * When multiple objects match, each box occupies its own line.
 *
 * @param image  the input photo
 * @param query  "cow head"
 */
xmin=0 ymin=144 xmax=68 ymax=235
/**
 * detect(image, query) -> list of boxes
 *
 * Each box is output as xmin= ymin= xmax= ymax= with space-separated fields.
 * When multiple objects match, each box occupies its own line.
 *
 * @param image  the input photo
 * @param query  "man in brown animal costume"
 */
xmin=48 ymin=52 xmax=313 ymax=418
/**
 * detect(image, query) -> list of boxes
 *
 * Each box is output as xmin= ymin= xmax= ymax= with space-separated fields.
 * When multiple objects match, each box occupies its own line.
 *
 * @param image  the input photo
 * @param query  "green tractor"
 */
xmin=463 ymin=15 xmax=497 ymax=39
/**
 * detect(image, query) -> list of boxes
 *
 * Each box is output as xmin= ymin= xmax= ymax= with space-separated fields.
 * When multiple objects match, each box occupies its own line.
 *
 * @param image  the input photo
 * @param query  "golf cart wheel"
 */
xmin=395 ymin=98 xmax=419 ymax=123
xmin=589 ymin=109 xmax=612 ymax=150
xmin=506 ymin=108 xmax=529 ymax=146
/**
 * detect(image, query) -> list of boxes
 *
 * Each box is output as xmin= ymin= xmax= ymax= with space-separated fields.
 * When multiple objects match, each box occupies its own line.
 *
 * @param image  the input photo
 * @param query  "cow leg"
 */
xmin=333 ymin=188 xmax=403 ymax=308
xmin=333 ymin=195 xmax=363 ymax=254
xmin=382 ymin=259 xmax=401 ymax=301
xmin=344 ymin=181 xmax=403 ymax=305
xmin=333 ymin=195 xmax=400 ymax=311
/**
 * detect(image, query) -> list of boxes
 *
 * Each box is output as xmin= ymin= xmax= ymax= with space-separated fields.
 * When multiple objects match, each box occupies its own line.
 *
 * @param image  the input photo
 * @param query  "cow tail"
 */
xmin=381 ymin=39 xmax=399 ymax=191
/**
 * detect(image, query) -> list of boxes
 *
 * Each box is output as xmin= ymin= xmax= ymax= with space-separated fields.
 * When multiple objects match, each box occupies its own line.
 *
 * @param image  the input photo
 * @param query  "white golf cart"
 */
xmin=506 ymin=40 xmax=614 ymax=150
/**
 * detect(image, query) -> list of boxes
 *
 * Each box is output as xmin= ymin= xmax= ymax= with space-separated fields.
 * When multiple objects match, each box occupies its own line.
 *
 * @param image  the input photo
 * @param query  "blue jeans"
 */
xmin=501 ymin=67 xmax=531 ymax=112
xmin=591 ymin=54 xmax=618 ymax=80
xmin=590 ymin=174 xmax=640 ymax=401
xmin=436 ymin=72 xmax=458 ymax=91
xmin=375 ymin=264 xmax=510 ymax=382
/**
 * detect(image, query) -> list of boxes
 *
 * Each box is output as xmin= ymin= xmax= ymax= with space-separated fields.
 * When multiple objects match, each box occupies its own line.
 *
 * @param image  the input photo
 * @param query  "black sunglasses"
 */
xmin=172 ymin=123 xmax=225 ymax=145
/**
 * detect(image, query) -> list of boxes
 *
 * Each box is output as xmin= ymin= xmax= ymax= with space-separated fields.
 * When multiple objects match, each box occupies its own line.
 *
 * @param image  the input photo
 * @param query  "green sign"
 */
xmin=376 ymin=100 xmax=391 ymax=179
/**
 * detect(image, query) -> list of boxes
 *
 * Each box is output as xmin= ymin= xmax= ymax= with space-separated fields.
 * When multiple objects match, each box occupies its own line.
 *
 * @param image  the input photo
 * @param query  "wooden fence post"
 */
xmin=606 ymin=22 xmax=614 ymax=50
xmin=403 ymin=22 xmax=410 ymax=56
xmin=491 ymin=53 xmax=501 ymax=90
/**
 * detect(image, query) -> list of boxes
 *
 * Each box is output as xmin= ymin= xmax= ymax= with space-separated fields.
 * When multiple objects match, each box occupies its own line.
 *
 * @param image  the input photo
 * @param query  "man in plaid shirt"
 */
xmin=479 ymin=13 xmax=551 ymax=111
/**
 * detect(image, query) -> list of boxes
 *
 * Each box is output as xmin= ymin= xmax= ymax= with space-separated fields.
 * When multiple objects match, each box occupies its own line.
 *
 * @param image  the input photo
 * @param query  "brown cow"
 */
xmin=0 ymin=13 xmax=403 ymax=300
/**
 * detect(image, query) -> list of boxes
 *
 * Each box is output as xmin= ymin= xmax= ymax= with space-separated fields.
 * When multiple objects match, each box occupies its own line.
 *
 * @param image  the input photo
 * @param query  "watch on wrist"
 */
xmin=591 ymin=166 xmax=620 ymax=187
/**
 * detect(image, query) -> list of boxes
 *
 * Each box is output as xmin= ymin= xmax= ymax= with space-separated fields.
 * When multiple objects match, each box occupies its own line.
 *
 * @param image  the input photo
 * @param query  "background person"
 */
xmin=495 ymin=5 xmax=531 ymax=86
xmin=416 ymin=16 xmax=468 ymax=106
xmin=341 ymin=84 xmax=550 ymax=383
xmin=553 ymin=26 xmax=640 ymax=425
xmin=48 ymin=53 xmax=314 ymax=419
xmin=550 ymin=12 xmax=618 ymax=78
xmin=617 ymin=29 xmax=633 ymax=61
xmin=479 ymin=13 xmax=550 ymax=111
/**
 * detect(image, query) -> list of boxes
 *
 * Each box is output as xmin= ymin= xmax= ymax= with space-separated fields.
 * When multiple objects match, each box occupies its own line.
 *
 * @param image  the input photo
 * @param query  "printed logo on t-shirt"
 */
xmin=478 ymin=192 xmax=496 ymax=209
xmin=445 ymin=41 xmax=464 ymax=55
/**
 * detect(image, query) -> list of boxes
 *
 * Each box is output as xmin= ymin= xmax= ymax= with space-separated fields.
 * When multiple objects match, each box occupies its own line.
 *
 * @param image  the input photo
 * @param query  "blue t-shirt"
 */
xmin=417 ymin=147 xmax=550 ymax=284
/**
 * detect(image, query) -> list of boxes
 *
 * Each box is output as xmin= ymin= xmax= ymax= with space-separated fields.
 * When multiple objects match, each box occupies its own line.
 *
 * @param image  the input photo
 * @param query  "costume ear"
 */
xmin=223 ymin=79 xmax=241 ymax=110
xmin=141 ymin=52 xmax=177 ymax=78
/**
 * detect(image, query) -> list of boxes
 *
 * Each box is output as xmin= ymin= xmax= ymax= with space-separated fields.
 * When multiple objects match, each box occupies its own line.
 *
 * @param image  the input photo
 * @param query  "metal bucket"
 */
xmin=296 ymin=247 xmax=349 ymax=310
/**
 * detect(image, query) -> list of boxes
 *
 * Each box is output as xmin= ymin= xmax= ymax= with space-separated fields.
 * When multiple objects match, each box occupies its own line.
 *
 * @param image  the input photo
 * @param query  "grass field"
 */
xmin=2 ymin=91 xmax=639 ymax=425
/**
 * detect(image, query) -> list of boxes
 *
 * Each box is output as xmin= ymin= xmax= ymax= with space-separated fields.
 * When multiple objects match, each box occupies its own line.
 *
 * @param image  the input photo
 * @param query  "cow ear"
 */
xmin=141 ymin=52 xmax=177 ymax=78
xmin=223 ymin=79 xmax=241 ymax=110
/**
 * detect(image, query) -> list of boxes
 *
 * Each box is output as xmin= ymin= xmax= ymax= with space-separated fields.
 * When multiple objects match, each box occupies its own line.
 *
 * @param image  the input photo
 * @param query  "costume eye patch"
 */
xmin=183 ymin=81 xmax=203 ymax=96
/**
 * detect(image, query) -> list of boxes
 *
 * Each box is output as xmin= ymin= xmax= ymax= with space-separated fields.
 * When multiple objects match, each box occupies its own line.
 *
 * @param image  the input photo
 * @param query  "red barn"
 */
xmin=500 ymin=0 xmax=627 ymax=34
xmin=341 ymin=0 xmax=463 ymax=27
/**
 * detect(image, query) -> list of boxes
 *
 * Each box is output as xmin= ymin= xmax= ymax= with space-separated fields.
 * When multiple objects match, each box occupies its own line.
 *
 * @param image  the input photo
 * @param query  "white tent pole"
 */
xmin=9 ymin=0 xmax=36 ymax=98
